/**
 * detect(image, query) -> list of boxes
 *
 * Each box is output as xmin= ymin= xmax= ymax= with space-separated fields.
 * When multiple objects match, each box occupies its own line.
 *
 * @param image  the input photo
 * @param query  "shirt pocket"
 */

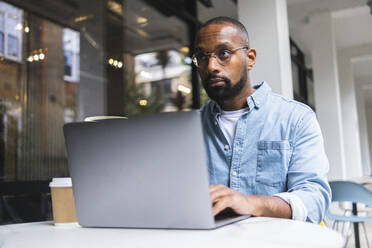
xmin=256 ymin=140 xmax=290 ymax=187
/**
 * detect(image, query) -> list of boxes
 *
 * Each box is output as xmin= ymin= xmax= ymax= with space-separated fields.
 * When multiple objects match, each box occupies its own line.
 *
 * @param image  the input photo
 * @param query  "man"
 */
xmin=194 ymin=16 xmax=331 ymax=223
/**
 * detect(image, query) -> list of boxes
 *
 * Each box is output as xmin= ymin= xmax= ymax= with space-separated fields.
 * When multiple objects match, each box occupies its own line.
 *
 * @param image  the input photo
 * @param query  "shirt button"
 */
xmin=224 ymin=144 xmax=229 ymax=151
xmin=232 ymin=171 xmax=237 ymax=176
xmin=214 ymin=121 xmax=218 ymax=126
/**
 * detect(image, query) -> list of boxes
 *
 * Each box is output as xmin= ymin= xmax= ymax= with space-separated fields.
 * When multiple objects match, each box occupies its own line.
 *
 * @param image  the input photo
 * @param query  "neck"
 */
xmin=218 ymin=82 xmax=255 ymax=111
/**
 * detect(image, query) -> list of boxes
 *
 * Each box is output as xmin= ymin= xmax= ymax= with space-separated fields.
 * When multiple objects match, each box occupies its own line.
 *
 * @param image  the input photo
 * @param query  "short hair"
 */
xmin=197 ymin=16 xmax=250 ymax=47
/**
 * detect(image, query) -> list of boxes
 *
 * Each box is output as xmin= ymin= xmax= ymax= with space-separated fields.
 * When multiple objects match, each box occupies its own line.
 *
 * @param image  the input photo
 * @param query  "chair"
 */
xmin=0 ymin=181 xmax=52 ymax=224
xmin=326 ymin=180 xmax=372 ymax=248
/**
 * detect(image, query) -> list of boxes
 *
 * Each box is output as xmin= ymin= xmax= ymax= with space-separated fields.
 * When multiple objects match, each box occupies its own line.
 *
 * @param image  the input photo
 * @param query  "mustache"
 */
xmin=204 ymin=75 xmax=231 ymax=86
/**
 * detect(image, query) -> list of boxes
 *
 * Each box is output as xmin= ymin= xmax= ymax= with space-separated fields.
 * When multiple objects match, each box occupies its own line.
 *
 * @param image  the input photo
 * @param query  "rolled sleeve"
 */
xmin=274 ymin=192 xmax=308 ymax=221
xmin=287 ymin=110 xmax=331 ymax=223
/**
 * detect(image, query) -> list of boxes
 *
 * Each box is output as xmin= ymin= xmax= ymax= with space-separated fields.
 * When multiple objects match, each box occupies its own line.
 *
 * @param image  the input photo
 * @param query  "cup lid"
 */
xmin=84 ymin=116 xmax=127 ymax=122
xmin=49 ymin=177 xmax=72 ymax=187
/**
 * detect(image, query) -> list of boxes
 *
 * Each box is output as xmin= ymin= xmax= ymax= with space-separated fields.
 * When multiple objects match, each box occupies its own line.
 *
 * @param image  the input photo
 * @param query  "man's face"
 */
xmin=194 ymin=23 xmax=251 ymax=102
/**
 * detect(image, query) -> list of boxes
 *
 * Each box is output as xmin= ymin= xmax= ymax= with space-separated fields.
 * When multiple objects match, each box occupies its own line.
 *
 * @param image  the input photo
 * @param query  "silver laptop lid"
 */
xmin=64 ymin=111 xmax=216 ymax=229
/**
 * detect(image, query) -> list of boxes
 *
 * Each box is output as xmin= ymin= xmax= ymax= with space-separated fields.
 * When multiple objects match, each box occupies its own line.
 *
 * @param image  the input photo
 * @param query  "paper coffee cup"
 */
xmin=49 ymin=177 xmax=77 ymax=225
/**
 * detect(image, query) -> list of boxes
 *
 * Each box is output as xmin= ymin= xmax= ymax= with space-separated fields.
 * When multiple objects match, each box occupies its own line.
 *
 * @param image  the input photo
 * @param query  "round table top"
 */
xmin=0 ymin=217 xmax=344 ymax=248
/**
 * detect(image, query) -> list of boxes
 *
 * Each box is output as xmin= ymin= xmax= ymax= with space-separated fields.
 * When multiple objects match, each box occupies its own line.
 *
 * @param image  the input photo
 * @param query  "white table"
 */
xmin=0 ymin=217 xmax=344 ymax=248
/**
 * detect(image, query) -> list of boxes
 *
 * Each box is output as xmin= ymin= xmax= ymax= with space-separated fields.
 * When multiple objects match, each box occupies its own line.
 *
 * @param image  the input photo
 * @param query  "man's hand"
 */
xmin=209 ymin=184 xmax=292 ymax=219
xmin=210 ymin=184 xmax=254 ymax=216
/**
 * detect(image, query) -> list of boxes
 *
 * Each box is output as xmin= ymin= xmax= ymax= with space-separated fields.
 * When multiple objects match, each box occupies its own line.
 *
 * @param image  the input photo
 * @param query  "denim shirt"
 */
xmin=201 ymin=82 xmax=331 ymax=223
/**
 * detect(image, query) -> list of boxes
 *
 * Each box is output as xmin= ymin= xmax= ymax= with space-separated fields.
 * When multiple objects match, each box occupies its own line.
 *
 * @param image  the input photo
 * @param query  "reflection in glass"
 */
xmin=0 ymin=0 xmax=218 ymax=224
xmin=0 ymin=12 xmax=3 ymax=54
xmin=7 ymin=34 xmax=17 ymax=57
xmin=292 ymin=62 xmax=300 ymax=97
xmin=0 ymin=2 xmax=22 ymax=61
xmin=121 ymin=0 xmax=192 ymax=115
xmin=307 ymin=78 xmax=315 ymax=108
xmin=0 ymin=12 xmax=3 ymax=31
xmin=0 ymin=33 xmax=3 ymax=54
xmin=131 ymin=49 xmax=192 ymax=114
xmin=64 ymin=50 xmax=73 ymax=76
xmin=5 ymin=6 xmax=22 ymax=60
xmin=63 ymin=28 xmax=80 ymax=82
xmin=0 ymin=0 xmax=194 ymax=182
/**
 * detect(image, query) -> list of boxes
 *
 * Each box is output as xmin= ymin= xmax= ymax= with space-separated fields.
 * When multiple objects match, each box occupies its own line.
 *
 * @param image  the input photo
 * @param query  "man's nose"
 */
xmin=207 ymin=55 xmax=220 ymax=73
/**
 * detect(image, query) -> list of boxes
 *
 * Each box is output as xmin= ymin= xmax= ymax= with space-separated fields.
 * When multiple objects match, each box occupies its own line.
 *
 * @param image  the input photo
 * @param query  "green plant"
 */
xmin=124 ymin=82 xmax=166 ymax=116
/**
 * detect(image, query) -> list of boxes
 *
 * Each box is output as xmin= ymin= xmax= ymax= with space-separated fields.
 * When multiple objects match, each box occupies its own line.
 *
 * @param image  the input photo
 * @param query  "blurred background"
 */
xmin=0 ymin=0 xmax=371 ymax=225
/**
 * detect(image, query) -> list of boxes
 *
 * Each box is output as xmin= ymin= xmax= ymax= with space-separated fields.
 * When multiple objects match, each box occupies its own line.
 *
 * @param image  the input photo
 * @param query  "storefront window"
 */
xmin=63 ymin=28 xmax=80 ymax=82
xmin=290 ymin=38 xmax=314 ymax=109
xmin=0 ymin=0 xmax=198 ymax=185
xmin=0 ymin=2 xmax=23 ymax=62
xmin=0 ymin=0 xmax=232 ymax=224
xmin=133 ymin=49 xmax=192 ymax=114
xmin=0 ymin=12 xmax=4 ymax=54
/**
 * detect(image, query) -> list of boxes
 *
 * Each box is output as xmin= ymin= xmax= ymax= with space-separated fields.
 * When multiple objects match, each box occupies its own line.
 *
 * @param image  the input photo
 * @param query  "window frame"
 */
xmin=63 ymin=28 xmax=80 ymax=83
xmin=0 ymin=3 xmax=23 ymax=63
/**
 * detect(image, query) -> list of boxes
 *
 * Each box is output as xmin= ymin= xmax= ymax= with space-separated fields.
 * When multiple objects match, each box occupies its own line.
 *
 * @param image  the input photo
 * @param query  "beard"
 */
xmin=202 ymin=67 xmax=248 ymax=103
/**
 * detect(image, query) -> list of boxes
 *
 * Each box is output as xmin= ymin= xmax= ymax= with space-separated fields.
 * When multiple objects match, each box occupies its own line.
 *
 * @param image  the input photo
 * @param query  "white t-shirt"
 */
xmin=217 ymin=107 xmax=249 ymax=147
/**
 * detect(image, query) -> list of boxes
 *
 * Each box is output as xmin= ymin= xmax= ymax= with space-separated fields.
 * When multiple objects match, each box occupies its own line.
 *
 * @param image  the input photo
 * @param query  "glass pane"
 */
xmin=2 ymin=3 xmax=23 ymax=60
xmin=0 ymin=0 xmax=213 ymax=224
xmin=0 ymin=12 xmax=4 ymax=31
xmin=0 ymin=58 xmax=22 ymax=182
xmin=133 ymin=49 xmax=192 ymax=114
xmin=63 ymin=28 xmax=79 ymax=82
xmin=7 ymin=34 xmax=18 ymax=57
xmin=0 ymin=0 xmax=195 ymax=185
xmin=64 ymin=50 xmax=72 ymax=76
xmin=291 ymin=62 xmax=300 ymax=97
xmin=307 ymin=77 xmax=315 ymax=108
xmin=0 ymin=32 xmax=4 ymax=53
xmin=17 ymin=15 xmax=70 ymax=181
xmin=123 ymin=0 xmax=191 ymax=115
xmin=6 ymin=11 xmax=21 ymax=36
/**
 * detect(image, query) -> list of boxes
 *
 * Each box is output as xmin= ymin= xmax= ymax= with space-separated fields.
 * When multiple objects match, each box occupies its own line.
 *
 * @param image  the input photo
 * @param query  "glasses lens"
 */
xmin=194 ymin=53 xmax=208 ymax=67
xmin=192 ymin=47 xmax=241 ymax=67
xmin=216 ymin=48 xmax=232 ymax=65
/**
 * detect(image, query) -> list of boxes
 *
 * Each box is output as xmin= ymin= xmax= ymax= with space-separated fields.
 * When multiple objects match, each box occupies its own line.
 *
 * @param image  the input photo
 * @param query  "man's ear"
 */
xmin=246 ymin=48 xmax=256 ymax=70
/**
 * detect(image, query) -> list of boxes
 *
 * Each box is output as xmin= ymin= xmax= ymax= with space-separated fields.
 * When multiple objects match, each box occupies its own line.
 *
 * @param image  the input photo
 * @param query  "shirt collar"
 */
xmin=210 ymin=81 xmax=271 ymax=115
xmin=248 ymin=81 xmax=271 ymax=110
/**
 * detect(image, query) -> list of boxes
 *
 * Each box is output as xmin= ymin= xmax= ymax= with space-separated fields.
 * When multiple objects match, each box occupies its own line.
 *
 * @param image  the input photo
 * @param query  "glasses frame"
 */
xmin=192 ymin=46 xmax=249 ymax=68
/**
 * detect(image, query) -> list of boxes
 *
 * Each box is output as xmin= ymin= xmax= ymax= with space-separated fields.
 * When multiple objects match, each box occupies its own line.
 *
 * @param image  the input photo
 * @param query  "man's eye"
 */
xmin=217 ymin=50 xmax=232 ymax=60
xmin=198 ymin=53 xmax=209 ymax=61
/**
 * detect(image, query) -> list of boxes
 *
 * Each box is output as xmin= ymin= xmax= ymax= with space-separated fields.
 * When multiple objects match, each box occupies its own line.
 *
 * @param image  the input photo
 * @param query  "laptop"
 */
xmin=63 ymin=110 xmax=250 ymax=229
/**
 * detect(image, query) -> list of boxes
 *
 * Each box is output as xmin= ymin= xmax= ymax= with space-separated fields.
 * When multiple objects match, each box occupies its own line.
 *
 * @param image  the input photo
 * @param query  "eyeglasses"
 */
xmin=192 ymin=46 xmax=248 ymax=68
